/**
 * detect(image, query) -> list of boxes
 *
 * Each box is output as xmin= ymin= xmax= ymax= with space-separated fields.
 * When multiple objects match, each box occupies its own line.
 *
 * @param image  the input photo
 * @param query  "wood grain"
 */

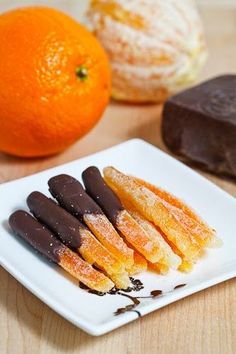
xmin=0 ymin=6 xmax=235 ymax=354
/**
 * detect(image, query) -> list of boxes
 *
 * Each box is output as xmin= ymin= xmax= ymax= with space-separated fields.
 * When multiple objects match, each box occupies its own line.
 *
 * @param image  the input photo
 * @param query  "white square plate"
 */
xmin=0 ymin=139 xmax=235 ymax=336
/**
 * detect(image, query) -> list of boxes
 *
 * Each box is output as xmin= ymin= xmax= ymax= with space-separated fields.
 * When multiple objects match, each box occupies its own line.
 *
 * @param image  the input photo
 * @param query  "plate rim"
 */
xmin=1 ymin=253 xmax=236 ymax=336
xmin=0 ymin=138 xmax=236 ymax=336
xmin=1 ymin=138 xmax=235 ymax=205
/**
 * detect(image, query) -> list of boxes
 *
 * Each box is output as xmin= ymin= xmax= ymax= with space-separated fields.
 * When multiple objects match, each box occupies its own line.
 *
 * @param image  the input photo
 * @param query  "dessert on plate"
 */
xmin=8 ymin=166 xmax=221 ymax=292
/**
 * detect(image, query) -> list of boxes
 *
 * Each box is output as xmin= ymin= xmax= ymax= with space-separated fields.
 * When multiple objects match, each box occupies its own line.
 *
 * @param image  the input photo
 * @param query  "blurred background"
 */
xmin=0 ymin=0 xmax=235 ymax=189
xmin=0 ymin=0 xmax=235 ymax=92
xmin=1 ymin=1 xmax=236 ymax=17
xmin=0 ymin=0 xmax=235 ymax=81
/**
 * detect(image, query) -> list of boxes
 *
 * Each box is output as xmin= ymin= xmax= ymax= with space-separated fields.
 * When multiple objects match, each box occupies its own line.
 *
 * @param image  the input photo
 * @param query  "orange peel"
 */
xmin=103 ymin=166 xmax=201 ymax=262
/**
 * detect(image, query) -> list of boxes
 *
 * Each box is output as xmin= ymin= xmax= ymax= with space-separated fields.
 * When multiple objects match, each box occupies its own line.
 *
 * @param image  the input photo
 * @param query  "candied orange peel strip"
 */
xmin=82 ymin=166 xmax=164 ymax=264
xmin=27 ymin=190 xmax=130 ymax=289
xmin=178 ymin=259 xmax=193 ymax=273
xmin=9 ymin=210 xmax=114 ymax=293
xmin=115 ymin=209 xmax=164 ymax=263
xmin=79 ymin=227 xmax=131 ymax=289
xmin=148 ymin=262 xmax=169 ymax=275
xmin=59 ymin=247 xmax=114 ymax=292
xmin=48 ymin=174 xmax=134 ymax=269
xmin=127 ymin=208 xmax=181 ymax=270
xmin=135 ymin=178 xmax=222 ymax=248
xmin=103 ymin=167 xmax=201 ymax=262
xmin=129 ymin=207 xmax=197 ymax=273
xmin=84 ymin=213 xmax=134 ymax=268
xmin=126 ymin=251 xmax=147 ymax=275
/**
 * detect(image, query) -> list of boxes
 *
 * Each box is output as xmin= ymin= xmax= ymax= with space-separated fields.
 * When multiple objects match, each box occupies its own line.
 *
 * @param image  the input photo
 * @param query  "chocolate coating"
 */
xmin=82 ymin=166 xmax=123 ymax=224
xmin=48 ymin=174 xmax=102 ymax=218
xmin=8 ymin=210 xmax=64 ymax=263
xmin=162 ymin=75 xmax=236 ymax=178
xmin=27 ymin=191 xmax=83 ymax=249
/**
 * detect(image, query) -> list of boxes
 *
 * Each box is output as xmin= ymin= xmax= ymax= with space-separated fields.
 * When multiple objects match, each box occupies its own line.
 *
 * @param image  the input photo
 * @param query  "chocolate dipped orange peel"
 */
xmin=8 ymin=165 xmax=221 ymax=293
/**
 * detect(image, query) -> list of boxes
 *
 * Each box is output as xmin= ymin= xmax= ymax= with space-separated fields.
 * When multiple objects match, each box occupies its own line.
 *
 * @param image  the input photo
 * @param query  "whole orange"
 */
xmin=0 ymin=7 xmax=111 ymax=157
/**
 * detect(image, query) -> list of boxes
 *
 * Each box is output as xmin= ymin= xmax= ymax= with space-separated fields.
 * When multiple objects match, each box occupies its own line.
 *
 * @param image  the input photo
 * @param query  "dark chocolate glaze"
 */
xmin=8 ymin=210 xmax=64 ymax=263
xmin=114 ymin=287 xmax=163 ymax=317
xmin=162 ymin=75 xmax=236 ymax=178
xmin=114 ymin=283 xmax=186 ymax=316
xmin=114 ymin=293 xmax=141 ymax=317
xmin=122 ymin=277 xmax=144 ymax=292
xmin=150 ymin=290 xmax=163 ymax=297
xmin=82 ymin=166 xmax=124 ymax=224
xmin=115 ymin=307 xmax=141 ymax=317
xmin=48 ymin=174 xmax=103 ymax=219
xmin=79 ymin=282 xmax=107 ymax=296
xmin=174 ymin=283 xmax=186 ymax=290
xmin=80 ymin=275 xmax=186 ymax=317
xmin=27 ymin=191 xmax=83 ymax=249
xmin=80 ymin=277 xmax=144 ymax=296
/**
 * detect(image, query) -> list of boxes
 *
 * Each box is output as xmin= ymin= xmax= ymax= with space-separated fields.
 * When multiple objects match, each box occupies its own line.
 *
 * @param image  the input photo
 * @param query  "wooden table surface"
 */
xmin=0 ymin=6 xmax=236 ymax=354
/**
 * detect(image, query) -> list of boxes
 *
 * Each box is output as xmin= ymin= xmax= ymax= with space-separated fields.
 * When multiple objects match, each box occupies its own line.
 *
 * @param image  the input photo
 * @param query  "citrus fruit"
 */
xmin=88 ymin=0 xmax=207 ymax=102
xmin=0 ymin=6 xmax=111 ymax=157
